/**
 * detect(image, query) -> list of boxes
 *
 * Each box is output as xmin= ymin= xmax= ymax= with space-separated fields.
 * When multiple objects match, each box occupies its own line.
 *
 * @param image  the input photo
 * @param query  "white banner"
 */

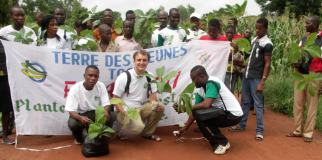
xmin=3 ymin=40 xmax=230 ymax=135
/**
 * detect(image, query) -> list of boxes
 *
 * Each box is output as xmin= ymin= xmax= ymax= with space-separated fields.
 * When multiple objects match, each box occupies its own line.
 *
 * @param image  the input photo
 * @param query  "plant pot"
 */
xmin=81 ymin=136 xmax=109 ymax=158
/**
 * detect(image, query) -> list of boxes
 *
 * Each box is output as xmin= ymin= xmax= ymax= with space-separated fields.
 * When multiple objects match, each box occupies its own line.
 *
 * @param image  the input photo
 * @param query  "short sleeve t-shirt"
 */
xmin=33 ymin=37 xmax=67 ymax=49
xmin=157 ymin=27 xmax=187 ymax=47
xmin=195 ymin=76 xmax=243 ymax=116
xmin=65 ymin=81 xmax=110 ymax=114
xmin=151 ymin=29 xmax=160 ymax=47
xmin=113 ymin=69 xmax=157 ymax=111
xmin=187 ymin=29 xmax=207 ymax=40
xmin=245 ymin=35 xmax=273 ymax=78
xmin=57 ymin=27 xmax=78 ymax=50
xmin=0 ymin=25 xmax=36 ymax=43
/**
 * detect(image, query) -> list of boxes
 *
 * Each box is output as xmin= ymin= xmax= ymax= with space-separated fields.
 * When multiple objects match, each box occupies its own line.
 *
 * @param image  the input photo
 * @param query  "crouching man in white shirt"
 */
xmin=113 ymin=50 xmax=164 ymax=142
xmin=65 ymin=65 xmax=116 ymax=145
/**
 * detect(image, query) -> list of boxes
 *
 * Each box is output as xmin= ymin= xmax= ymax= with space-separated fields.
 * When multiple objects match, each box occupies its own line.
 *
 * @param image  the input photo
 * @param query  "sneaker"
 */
xmin=214 ymin=142 xmax=230 ymax=155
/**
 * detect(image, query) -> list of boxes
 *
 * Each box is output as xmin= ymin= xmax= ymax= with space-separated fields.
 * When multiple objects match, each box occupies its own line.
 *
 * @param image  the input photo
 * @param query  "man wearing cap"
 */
xmin=187 ymin=13 xmax=206 ymax=40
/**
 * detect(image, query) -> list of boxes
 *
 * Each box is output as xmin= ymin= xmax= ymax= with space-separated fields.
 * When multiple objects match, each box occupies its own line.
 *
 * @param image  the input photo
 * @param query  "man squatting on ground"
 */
xmin=113 ymin=50 xmax=165 ymax=142
xmin=65 ymin=65 xmax=116 ymax=145
xmin=176 ymin=65 xmax=243 ymax=155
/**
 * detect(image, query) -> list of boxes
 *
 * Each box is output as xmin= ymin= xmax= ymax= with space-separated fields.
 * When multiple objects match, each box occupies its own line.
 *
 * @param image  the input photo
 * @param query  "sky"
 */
xmin=81 ymin=0 xmax=262 ymax=19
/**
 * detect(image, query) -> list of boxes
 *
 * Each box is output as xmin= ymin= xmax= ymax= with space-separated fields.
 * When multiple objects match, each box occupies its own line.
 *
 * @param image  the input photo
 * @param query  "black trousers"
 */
xmin=196 ymin=113 xmax=241 ymax=149
xmin=68 ymin=110 xmax=116 ymax=143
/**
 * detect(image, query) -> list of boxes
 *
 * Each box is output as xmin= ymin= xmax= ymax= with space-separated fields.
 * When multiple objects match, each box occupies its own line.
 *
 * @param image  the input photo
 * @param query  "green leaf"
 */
xmin=8 ymin=32 xmax=19 ymax=37
xmin=311 ymin=82 xmax=318 ymax=90
xmin=114 ymin=27 xmax=122 ymax=35
xmin=232 ymin=38 xmax=251 ymax=53
xmin=157 ymin=81 xmax=166 ymax=94
xmin=138 ymin=73 xmax=155 ymax=80
xmin=308 ymin=85 xmax=316 ymax=97
xmin=134 ymin=9 xmax=145 ymax=17
xmin=148 ymin=80 xmax=157 ymax=84
xmin=88 ymin=123 xmax=101 ymax=135
xmin=163 ymin=83 xmax=172 ymax=93
xmin=313 ymin=74 xmax=322 ymax=81
xmin=102 ymin=132 xmax=111 ymax=137
xmin=290 ymin=72 xmax=305 ymax=81
xmin=309 ymin=71 xmax=315 ymax=78
xmin=75 ymin=45 xmax=81 ymax=51
xmin=41 ymin=30 xmax=47 ymax=39
xmin=83 ymin=35 xmax=96 ymax=41
xmin=207 ymin=14 xmax=213 ymax=23
xmin=97 ymin=117 xmax=106 ymax=125
xmin=304 ymin=74 xmax=313 ymax=81
xmin=80 ymin=29 xmax=94 ymax=37
xmin=88 ymin=132 xmax=99 ymax=140
xmin=25 ymin=31 xmax=34 ymax=38
xmin=296 ymin=81 xmax=308 ymax=90
xmin=156 ymin=66 xmax=165 ymax=81
xmin=86 ymin=40 xmax=97 ymax=51
xmin=184 ymin=95 xmax=193 ymax=115
xmin=304 ymin=45 xmax=322 ymax=58
xmin=92 ymin=20 xmax=100 ymax=27
xmin=57 ymin=25 xmax=76 ymax=34
xmin=19 ymin=28 xmax=25 ymax=38
xmin=103 ymin=127 xmax=115 ymax=133
xmin=288 ymin=43 xmax=302 ymax=62
xmin=95 ymin=105 xmax=105 ymax=123
xmin=127 ymin=107 xmax=138 ymax=120
xmin=163 ymin=71 xmax=179 ymax=81
xmin=13 ymin=36 xmax=23 ymax=42
xmin=177 ymin=97 xmax=182 ymax=112
xmin=122 ymin=115 xmax=130 ymax=129
xmin=80 ymin=11 xmax=92 ymax=19
xmin=91 ymin=5 xmax=98 ymax=14
xmin=303 ymin=32 xmax=317 ymax=48
xmin=182 ymin=83 xmax=196 ymax=94
xmin=110 ymin=98 xmax=127 ymax=106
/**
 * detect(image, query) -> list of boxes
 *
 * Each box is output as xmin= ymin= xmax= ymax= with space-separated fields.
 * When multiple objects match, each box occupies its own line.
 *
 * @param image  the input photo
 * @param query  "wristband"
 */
xmin=263 ymin=76 xmax=267 ymax=79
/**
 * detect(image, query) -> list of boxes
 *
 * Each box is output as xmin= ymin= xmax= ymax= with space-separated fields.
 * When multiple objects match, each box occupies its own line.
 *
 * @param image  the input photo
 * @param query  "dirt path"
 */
xmin=1 ymin=94 xmax=322 ymax=160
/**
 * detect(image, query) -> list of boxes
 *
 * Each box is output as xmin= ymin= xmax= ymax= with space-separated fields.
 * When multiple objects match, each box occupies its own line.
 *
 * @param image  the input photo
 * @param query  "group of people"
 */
xmin=0 ymin=4 xmax=321 ymax=156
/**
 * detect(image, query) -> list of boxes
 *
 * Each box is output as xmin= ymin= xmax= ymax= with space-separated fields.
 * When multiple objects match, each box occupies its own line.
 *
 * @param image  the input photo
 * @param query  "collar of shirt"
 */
xmin=306 ymin=31 xmax=322 ymax=38
xmin=97 ymin=40 xmax=115 ymax=52
xmin=131 ymin=68 xmax=145 ymax=79
xmin=121 ymin=35 xmax=136 ymax=43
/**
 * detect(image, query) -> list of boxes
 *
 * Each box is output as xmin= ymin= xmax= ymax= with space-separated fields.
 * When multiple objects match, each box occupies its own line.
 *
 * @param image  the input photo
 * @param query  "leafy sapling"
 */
xmin=8 ymin=28 xmax=34 ymax=44
xmin=88 ymin=105 xmax=115 ymax=140
xmin=109 ymin=98 xmax=139 ymax=129
xmin=174 ymin=82 xmax=196 ymax=115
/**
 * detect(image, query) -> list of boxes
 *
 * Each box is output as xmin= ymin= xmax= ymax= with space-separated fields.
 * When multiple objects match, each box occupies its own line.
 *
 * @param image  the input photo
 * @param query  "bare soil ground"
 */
xmin=0 ymin=94 xmax=321 ymax=160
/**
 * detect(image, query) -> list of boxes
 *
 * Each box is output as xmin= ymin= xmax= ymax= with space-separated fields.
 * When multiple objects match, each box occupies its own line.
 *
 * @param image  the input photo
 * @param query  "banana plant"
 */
xmin=8 ymin=28 xmax=34 ymax=44
xmin=138 ymin=66 xmax=178 ymax=95
xmin=88 ymin=105 xmax=115 ymax=140
xmin=175 ymin=82 xmax=196 ymax=115
xmin=109 ymin=98 xmax=139 ymax=129
xmin=133 ymin=9 xmax=161 ymax=47
xmin=290 ymin=71 xmax=322 ymax=97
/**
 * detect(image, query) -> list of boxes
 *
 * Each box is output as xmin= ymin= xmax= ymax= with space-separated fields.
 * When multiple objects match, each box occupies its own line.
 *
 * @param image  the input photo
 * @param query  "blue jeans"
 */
xmin=239 ymin=78 xmax=264 ymax=134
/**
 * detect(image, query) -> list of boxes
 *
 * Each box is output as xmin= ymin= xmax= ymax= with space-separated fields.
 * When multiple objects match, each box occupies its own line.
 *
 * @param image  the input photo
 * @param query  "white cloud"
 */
xmin=81 ymin=0 xmax=262 ymax=19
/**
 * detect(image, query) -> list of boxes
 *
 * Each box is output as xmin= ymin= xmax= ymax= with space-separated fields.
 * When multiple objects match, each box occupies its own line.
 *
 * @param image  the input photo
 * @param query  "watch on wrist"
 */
xmin=263 ymin=76 xmax=267 ymax=79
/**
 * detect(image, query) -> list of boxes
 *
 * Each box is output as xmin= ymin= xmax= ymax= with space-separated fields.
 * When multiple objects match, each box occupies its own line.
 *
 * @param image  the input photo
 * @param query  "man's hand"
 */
xmin=81 ymin=116 xmax=91 ymax=125
xmin=256 ymin=82 xmax=265 ymax=94
xmin=119 ymin=112 xmax=126 ymax=124
xmin=230 ymin=42 xmax=238 ymax=53
xmin=104 ymin=110 xmax=110 ymax=121
xmin=178 ymin=128 xmax=187 ymax=137
xmin=151 ymin=101 xmax=162 ymax=112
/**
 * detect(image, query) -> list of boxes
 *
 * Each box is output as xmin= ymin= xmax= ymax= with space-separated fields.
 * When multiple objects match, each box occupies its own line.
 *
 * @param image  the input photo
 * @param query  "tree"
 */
xmin=177 ymin=5 xmax=189 ymax=24
xmin=186 ymin=4 xmax=195 ymax=15
xmin=256 ymin=0 xmax=322 ymax=17
xmin=113 ymin=11 xmax=122 ymax=21
xmin=0 ymin=0 xmax=19 ymax=27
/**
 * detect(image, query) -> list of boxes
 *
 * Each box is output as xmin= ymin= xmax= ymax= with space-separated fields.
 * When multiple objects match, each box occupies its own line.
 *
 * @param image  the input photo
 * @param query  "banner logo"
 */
xmin=199 ymin=53 xmax=211 ymax=66
xmin=21 ymin=60 xmax=47 ymax=83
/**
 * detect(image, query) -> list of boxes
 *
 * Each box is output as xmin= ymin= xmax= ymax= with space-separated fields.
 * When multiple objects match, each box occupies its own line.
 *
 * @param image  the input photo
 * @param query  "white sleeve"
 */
xmin=99 ymin=82 xmax=110 ymax=106
xmin=0 ymin=28 xmax=5 ymax=38
xmin=113 ymin=73 xmax=126 ymax=97
xmin=65 ymin=86 xmax=79 ymax=112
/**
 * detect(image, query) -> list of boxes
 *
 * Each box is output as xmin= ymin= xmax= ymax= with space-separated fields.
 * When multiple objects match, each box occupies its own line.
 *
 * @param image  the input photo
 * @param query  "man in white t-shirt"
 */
xmin=113 ymin=50 xmax=164 ymax=142
xmin=156 ymin=8 xmax=187 ymax=47
xmin=0 ymin=5 xmax=36 ymax=43
xmin=151 ymin=11 xmax=168 ymax=47
xmin=186 ymin=13 xmax=206 ymax=40
xmin=176 ymin=65 xmax=243 ymax=155
xmin=53 ymin=7 xmax=78 ymax=50
xmin=65 ymin=65 xmax=115 ymax=145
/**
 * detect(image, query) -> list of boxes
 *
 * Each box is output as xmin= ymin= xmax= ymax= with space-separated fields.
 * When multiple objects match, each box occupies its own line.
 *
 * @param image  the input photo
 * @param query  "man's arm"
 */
xmin=256 ymin=55 xmax=271 ymax=94
xmin=113 ymin=95 xmax=125 ymax=114
xmin=69 ymin=111 xmax=90 ymax=125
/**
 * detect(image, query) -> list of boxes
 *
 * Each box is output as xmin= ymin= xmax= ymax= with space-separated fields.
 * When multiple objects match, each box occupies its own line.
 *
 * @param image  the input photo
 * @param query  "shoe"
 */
xmin=214 ymin=143 xmax=230 ymax=155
